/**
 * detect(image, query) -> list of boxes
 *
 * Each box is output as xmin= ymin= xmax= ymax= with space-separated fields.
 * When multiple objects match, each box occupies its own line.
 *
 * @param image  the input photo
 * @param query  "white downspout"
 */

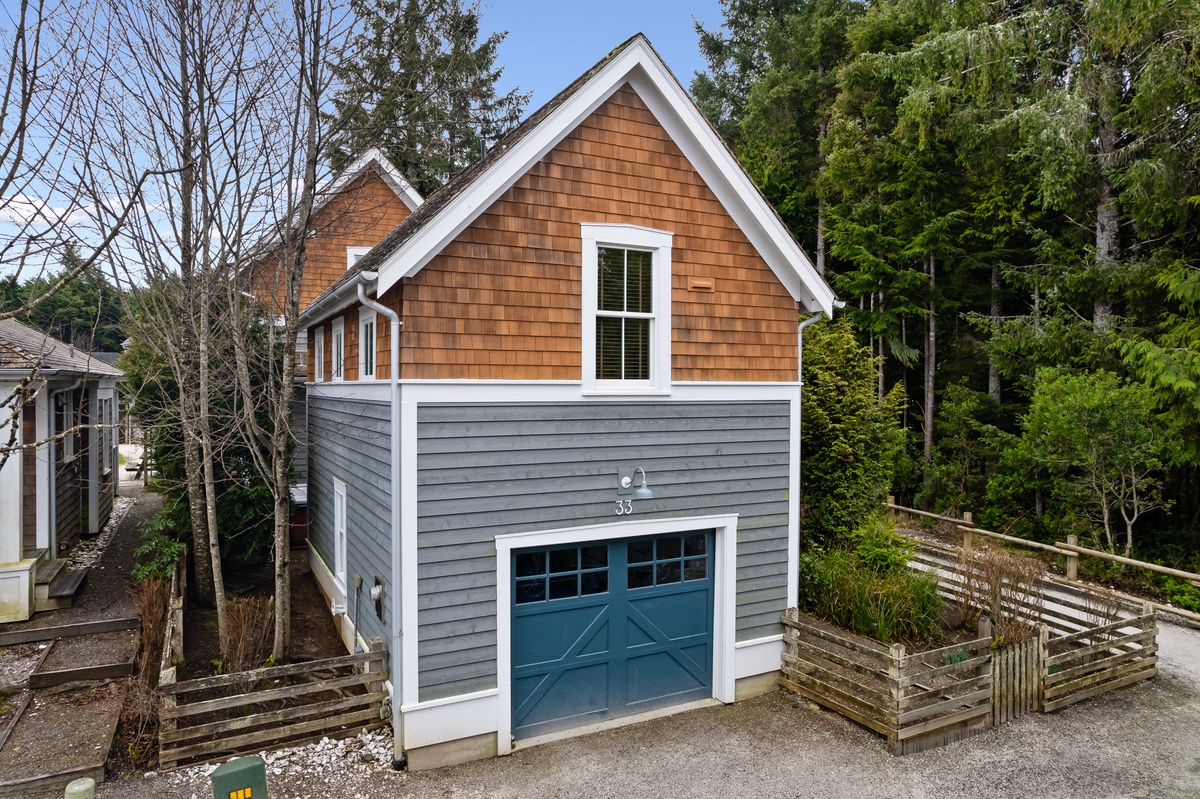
xmin=355 ymin=271 xmax=404 ymax=757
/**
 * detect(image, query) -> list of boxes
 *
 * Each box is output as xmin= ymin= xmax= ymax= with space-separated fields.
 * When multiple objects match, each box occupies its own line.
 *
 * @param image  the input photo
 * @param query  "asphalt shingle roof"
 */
xmin=0 ymin=318 xmax=123 ymax=377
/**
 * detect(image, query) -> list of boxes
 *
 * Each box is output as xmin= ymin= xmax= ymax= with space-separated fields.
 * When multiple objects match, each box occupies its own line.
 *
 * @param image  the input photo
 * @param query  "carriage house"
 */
xmin=300 ymin=34 xmax=836 ymax=770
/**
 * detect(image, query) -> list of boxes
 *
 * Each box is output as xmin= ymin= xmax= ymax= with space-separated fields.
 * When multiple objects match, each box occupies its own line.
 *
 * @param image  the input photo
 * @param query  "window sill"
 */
xmin=581 ymin=386 xmax=672 ymax=397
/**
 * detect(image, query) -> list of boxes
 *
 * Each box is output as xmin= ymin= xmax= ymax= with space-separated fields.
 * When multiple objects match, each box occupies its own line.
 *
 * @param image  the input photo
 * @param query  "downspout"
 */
xmin=797 ymin=301 xmax=844 ymax=550
xmin=48 ymin=379 xmax=82 ymax=555
xmin=355 ymin=271 xmax=404 ymax=757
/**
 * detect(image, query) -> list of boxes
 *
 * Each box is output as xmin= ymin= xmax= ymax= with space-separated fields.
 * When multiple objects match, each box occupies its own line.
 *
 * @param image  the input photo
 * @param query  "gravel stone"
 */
xmin=95 ymin=621 xmax=1200 ymax=799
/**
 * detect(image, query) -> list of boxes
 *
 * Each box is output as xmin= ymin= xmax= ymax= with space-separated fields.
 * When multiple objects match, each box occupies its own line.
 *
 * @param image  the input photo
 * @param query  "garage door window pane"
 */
xmin=684 ymin=534 xmax=706 ymax=557
xmin=549 ymin=574 xmax=577 ymax=600
xmin=628 ymin=564 xmax=653 ymax=589
xmin=628 ymin=539 xmax=654 ymax=564
xmin=516 ymin=552 xmax=546 ymax=578
xmin=516 ymin=578 xmax=546 ymax=604
xmin=684 ymin=559 xmax=707 ymax=581
xmin=656 ymin=561 xmax=681 ymax=585
xmin=550 ymin=549 xmax=578 ymax=573
xmin=581 ymin=571 xmax=608 ymax=595
xmin=581 ymin=546 xmax=607 ymax=569
xmin=657 ymin=537 xmax=681 ymax=559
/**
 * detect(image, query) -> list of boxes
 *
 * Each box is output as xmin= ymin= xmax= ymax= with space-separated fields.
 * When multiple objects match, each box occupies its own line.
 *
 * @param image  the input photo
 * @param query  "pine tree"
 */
xmin=329 ymin=0 xmax=529 ymax=196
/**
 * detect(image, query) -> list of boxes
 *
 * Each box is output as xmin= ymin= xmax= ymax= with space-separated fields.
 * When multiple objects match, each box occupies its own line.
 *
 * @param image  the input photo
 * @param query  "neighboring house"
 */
xmin=246 ymin=147 xmax=421 ymax=491
xmin=0 ymin=319 xmax=123 ymax=622
xmin=299 ymin=34 xmax=836 ymax=770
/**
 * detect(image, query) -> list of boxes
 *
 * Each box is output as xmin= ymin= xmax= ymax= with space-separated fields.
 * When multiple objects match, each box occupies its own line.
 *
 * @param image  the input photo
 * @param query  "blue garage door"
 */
xmin=511 ymin=530 xmax=714 ymax=740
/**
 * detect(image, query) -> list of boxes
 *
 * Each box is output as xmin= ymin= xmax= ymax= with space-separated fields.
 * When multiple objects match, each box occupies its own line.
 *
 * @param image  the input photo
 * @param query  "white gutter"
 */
xmin=355 ymin=271 xmax=404 ymax=754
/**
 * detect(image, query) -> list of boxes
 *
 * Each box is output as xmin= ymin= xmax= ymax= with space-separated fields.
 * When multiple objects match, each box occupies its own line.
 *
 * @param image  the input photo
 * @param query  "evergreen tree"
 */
xmin=0 ymin=245 xmax=125 ymax=351
xmin=329 ymin=0 xmax=529 ymax=196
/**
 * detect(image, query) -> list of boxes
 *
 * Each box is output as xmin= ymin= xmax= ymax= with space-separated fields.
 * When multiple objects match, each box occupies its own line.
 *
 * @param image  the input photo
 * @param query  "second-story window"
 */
xmin=331 ymin=318 xmax=345 ymax=381
xmin=359 ymin=309 xmax=376 ymax=379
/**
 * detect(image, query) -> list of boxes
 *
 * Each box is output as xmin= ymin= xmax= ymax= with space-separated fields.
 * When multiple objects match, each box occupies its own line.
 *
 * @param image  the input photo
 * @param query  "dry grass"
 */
xmin=222 ymin=595 xmax=275 ymax=675
xmin=120 ymin=577 xmax=172 ymax=768
xmin=958 ymin=547 xmax=1046 ymax=644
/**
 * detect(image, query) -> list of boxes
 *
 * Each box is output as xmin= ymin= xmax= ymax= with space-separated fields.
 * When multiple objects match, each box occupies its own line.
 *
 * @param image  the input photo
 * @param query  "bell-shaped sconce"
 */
xmin=632 ymin=467 xmax=653 ymax=499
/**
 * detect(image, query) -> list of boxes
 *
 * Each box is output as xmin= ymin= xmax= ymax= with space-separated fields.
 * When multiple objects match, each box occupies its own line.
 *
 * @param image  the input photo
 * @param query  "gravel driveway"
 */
xmin=100 ymin=620 xmax=1200 ymax=799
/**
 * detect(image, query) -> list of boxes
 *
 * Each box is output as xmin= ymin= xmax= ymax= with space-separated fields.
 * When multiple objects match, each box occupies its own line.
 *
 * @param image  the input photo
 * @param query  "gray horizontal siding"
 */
xmin=415 ymin=401 xmax=792 ymax=702
xmin=308 ymin=397 xmax=393 ymax=648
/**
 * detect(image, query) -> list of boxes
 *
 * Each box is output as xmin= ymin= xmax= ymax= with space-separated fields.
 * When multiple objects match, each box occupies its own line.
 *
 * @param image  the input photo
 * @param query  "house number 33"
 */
xmin=614 ymin=499 xmax=634 ymax=515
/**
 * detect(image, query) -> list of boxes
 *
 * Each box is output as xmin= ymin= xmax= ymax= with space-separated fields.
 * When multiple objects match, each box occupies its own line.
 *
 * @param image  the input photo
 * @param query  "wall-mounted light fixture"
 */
xmin=620 ymin=467 xmax=654 ymax=499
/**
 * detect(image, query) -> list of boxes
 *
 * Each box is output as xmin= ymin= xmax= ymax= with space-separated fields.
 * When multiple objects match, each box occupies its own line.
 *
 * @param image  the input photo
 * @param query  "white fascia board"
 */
xmin=323 ymin=147 xmax=424 ymax=213
xmin=373 ymin=38 xmax=835 ymax=315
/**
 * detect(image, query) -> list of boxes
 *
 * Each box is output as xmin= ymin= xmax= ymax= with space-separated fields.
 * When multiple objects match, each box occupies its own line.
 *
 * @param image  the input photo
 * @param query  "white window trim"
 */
xmin=359 ymin=308 xmax=377 ymax=380
xmin=333 ymin=477 xmax=348 ymax=593
xmin=580 ymin=223 xmax=673 ymax=395
xmin=313 ymin=325 xmax=325 ymax=382
xmin=331 ymin=318 xmax=345 ymax=382
xmin=347 ymin=246 xmax=372 ymax=270
xmin=493 ymin=513 xmax=738 ymax=756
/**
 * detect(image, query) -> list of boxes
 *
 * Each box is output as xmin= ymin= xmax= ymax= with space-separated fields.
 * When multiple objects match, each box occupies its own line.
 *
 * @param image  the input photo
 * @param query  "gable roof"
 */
xmin=305 ymin=33 xmax=835 ymax=322
xmin=318 ymin=147 xmax=424 ymax=216
xmin=0 ymin=318 xmax=123 ymax=377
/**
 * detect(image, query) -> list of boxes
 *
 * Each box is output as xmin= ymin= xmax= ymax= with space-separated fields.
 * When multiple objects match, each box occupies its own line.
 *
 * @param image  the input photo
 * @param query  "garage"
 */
xmin=511 ymin=530 xmax=715 ymax=740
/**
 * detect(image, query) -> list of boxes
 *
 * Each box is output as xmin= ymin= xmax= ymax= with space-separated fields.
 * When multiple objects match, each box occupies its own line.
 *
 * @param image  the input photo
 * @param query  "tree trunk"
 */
xmin=924 ymin=255 xmax=936 ymax=462
xmin=815 ymin=119 xmax=827 ymax=277
xmin=988 ymin=263 xmax=1001 ymax=403
xmin=197 ymin=279 xmax=229 ymax=654
xmin=1094 ymin=104 xmax=1120 ymax=331
xmin=180 ymin=407 xmax=213 ymax=604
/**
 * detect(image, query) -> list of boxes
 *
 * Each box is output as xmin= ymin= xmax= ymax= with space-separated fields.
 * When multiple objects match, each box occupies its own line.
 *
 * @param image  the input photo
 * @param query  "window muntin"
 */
xmin=627 ymin=533 xmax=709 ymax=590
xmin=331 ymin=318 xmax=344 ymax=381
xmin=515 ymin=544 xmax=609 ymax=605
xmin=359 ymin=310 xmax=376 ymax=379
xmin=313 ymin=326 xmax=325 ymax=382
xmin=596 ymin=247 xmax=653 ymax=381
xmin=580 ymin=223 xmax=673 ymax=393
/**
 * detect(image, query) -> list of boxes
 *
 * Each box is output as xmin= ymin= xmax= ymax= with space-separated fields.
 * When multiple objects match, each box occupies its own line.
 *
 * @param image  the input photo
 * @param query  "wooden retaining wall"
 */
xmin=781 ymin=609 xmax=993 ymax=755
xmin=158 ymin=640 xmax=388 ymax=770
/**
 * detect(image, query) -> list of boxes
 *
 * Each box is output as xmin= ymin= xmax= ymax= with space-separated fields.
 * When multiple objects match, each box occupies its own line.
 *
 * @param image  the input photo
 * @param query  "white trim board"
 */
xmin=306 ymin=380 xmax=801 ymax=404
xmin=371 ymin=36 xmax=834 ymax=316
xmin=493 ymin=513 xmax=739 ymax=757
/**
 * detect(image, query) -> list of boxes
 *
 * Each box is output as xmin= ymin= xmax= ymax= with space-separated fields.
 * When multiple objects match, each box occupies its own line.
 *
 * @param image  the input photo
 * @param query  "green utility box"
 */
xmin=210 ymin=755 xmax=268 ymax=799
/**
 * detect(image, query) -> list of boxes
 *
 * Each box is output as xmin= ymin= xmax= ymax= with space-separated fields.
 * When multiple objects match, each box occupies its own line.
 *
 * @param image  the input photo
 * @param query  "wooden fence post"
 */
xmin=367 ymin=637 xmax=384 ymax=695
xmin=1065 ymin=535 xmax=1079 ymax=581
xmin=886 ymin=495 xmax=895 ymax=525
xmin=887 ymin=643 xmax=905 ymax=754
xmin=1036 ymin=624 xmax=1049 ymax=712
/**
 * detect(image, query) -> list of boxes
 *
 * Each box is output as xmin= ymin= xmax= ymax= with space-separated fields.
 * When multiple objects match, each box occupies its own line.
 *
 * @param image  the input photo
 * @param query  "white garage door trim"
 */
xmin=495 ymin=513 xmax=739 ymax=756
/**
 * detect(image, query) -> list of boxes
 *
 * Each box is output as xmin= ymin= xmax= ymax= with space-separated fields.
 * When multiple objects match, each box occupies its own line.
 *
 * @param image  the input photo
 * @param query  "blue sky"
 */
xmin=481 ymin=1 xmax=724 ymax=110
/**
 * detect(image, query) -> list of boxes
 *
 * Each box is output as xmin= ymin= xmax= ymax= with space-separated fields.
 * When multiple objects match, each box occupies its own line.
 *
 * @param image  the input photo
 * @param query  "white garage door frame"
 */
xmin=494 ymin=512 xmax=739 ymax=756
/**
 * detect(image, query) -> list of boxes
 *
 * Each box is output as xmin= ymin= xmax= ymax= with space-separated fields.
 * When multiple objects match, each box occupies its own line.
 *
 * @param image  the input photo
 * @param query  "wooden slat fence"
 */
xmin=158 ymin=640 xmax=388 ymax=770
xmin=911 ymin=543 xmax=1158 ymax=712
xmin=1042 ymin=605 xmax=1158 ymax=713
xmin=782 ymin=609 xmax=993 ymax=755
xmin=992 ymin=634 xmax=1039 ymax=724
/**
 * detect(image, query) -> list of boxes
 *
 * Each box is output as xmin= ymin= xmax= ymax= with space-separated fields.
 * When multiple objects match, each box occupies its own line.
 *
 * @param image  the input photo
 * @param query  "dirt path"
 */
xmin=0 ymin=483 xmax=162 ymax=634
xmin=95 ymin=619 xmax=1200 ymax=799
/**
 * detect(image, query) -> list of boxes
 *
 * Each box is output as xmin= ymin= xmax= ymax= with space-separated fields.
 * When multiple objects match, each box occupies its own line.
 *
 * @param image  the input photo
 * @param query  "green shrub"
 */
xmin=132 ymin=513 xmax=186 ymax=582
xmin=798 ymin=518 xmax=942 ymax=645
xmin=1163 ymin=577 xmax=1200 ymax=613
xmin=800 ymin=317 xmax=905 ymax=547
